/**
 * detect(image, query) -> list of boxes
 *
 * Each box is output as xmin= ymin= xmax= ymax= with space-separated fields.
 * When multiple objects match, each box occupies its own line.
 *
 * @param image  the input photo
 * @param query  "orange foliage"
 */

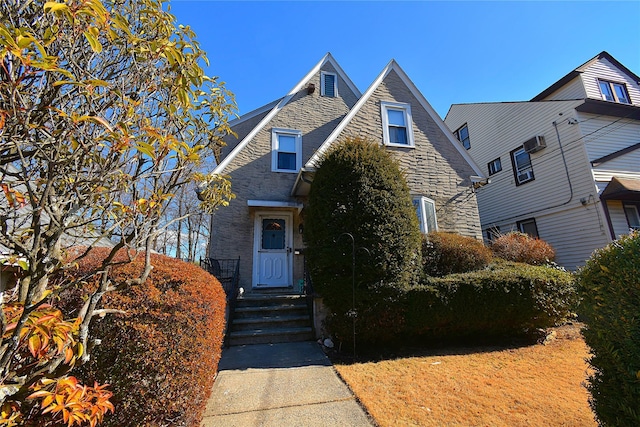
xmin=60 ymin=248 xmax=226 ymax=427
xmin=491 ymin=232 xmax=556 ymax=265
xmin=28 ymin=377 xmax=114 ymax=427
xmin=0 ymin=303 xmax=112 ymax=427
xmin=3 ymin=303 xmax=80 ymax=364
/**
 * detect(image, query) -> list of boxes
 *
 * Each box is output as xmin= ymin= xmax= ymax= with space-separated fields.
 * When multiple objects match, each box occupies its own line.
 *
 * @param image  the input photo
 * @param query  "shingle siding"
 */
xmin=337 ymin=70 xmax=482 ymax=238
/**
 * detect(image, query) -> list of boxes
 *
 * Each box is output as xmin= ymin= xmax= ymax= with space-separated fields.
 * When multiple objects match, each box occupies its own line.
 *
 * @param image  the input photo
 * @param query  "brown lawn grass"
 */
xmin=334 ymin=324 xmax=596 ymax=427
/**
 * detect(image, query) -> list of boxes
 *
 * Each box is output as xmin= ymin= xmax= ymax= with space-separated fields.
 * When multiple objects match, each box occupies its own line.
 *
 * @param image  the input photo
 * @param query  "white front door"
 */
xmin=253 ymin=212 xmax=292 ymax=288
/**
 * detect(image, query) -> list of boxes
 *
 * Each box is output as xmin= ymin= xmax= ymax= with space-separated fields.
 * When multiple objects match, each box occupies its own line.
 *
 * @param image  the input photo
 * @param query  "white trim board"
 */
xmin=247 ymin=199 xmax=304 ymax=213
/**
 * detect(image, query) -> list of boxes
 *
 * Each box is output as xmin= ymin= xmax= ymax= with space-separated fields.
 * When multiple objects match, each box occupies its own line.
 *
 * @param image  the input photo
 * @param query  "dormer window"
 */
xmin=454 ymin=124 xmax=471 ymax=150
xmin=598 ymin=80 xmax=631 ymax=104
xmin=271 ymin=128 xmax=302 ymax=173
xmin=321 ymin=72 xmax=337 ymax=97
xmin=381 ymin=101 xmax=414 ymax=147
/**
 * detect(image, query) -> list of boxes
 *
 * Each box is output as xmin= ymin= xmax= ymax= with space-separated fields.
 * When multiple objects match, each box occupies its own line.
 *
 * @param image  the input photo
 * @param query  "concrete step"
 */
xmin=233 ymin=305 xmax=308 ymax=319
xmin=227 ymin=292 xmax=314 ymax=346
xmin=231 ymin=315 xmax=311 ymax=332
xmin=235 ymin=294 xmax=307 ymax=308
xmin=227 ymin=326 xmax=314 ymax=346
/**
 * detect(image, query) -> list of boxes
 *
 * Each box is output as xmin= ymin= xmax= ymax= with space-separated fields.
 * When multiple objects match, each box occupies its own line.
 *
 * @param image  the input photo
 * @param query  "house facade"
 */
xmin=445 ymin=51 xmax=640 ymax=269
xmin=208 ymin=53 xmax=484 ymax=291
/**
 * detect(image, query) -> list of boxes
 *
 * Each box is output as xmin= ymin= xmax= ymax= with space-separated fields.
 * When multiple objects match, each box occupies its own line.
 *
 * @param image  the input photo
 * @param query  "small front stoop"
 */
xmin=227 ymin=293 xmax=314 ymax=346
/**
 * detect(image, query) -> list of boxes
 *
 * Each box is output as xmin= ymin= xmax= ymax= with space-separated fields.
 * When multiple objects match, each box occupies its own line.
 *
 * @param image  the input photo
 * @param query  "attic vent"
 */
xmin=523 ymin=135 xmax=546 ymax=154
xmin=321 ymin=72 xmax=336 ymax=97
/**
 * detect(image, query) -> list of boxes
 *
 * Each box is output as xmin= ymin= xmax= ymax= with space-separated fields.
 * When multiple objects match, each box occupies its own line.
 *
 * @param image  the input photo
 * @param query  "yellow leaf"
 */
xmin=83 ymin=30 xmax=102 ymax=53
xmin=28 ymin=334 xmax=42 ymax=357
xmin=136 ymin=142 xmax=156 ymax=159
xmin=44 ymin=2 xmax=69 ymax=13
xmin=16 ymin=34 xmax=35 ymax=49
xmin=76 ymin=342 xmax=84 ymax=357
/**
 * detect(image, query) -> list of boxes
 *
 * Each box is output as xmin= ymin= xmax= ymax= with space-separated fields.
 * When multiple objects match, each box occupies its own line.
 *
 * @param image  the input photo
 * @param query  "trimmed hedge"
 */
xmin=577 ymin=231 xmax=640 ymax=427
xmin=422 ymin=232 xmax=492 ymax=277
xmin=61 ymin=248 xmax=226 ymax=427
xmin=304 ymin=136 xmax=422 ymax=346
xmin=491 ymin=232 xmax=556 ymax=265
xmin=405 ymin=261 xmax=577 ymax=340
xmin=322 ymin=261 xmax=576 ymax=349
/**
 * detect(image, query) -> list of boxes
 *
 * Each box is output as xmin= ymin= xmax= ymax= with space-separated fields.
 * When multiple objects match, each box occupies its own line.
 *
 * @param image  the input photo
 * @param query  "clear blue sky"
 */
xmin=169 ymin=1 xmax=640 ymax=118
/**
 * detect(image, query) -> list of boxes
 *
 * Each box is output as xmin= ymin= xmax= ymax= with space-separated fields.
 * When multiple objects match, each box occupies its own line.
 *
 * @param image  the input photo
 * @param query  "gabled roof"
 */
xmin=306 ymin=60 xmax=484 ymax=177
xmin=531 ymin=51 xmax=640 ymax=102
xmin=213 ymin=53 xmax=361 ymax=174
xmin=226 ymin=98 xmax=282 ymax=128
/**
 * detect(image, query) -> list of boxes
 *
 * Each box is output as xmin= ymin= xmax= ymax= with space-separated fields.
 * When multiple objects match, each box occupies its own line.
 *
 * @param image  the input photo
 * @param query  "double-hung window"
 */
xmin=321 ymin=72 xmax=337 ymax=97
xmin=381 ymin=101 xmax=414 ymax=147
xmin=413 ymin=196 xmax=437 ymax=234
xmin=598 ymin=80 xmax=631 ymax=104
xmin=511 ymin=147 xmax=534 ymax=185
xmin=488 ymin=157 xmax=502 ymax=175
xmin=271 ymin=128 xmax=302 ymax=173
xmin=454 ymin=124 xmax=471 ymax=150
xmin=517 ymin=218 xmax=539 ymax=238
xmin=623 ymin=204 xmax=640 ymax=230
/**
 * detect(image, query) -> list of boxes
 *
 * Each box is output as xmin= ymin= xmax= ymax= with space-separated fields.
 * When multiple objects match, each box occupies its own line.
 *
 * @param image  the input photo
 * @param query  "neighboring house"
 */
xmin=445 ymin=51 xmax=640 ymax=269
xmin=208 ymin=53 xmax=484 ymax=291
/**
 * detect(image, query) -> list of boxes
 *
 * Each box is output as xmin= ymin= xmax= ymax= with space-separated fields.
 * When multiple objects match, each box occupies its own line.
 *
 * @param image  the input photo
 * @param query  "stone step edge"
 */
xmin=234 ymin=305 xmax=307 ymax=313
xmin=232 ymin=315 xmax=310 ymax=325
xmin=228 ymin=327 xmax=313 ymax=338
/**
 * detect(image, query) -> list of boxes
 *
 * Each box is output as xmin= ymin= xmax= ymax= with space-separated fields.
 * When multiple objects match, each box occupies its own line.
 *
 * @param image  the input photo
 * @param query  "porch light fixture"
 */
xmin=298 ymin=223 xmax=304 ymax=234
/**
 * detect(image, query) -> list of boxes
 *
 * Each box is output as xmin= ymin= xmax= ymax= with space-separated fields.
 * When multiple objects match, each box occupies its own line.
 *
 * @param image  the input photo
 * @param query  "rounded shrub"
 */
xmin=61 ymin=248 xmax=226 ymax=427
xmin=577 ymin=231 xmax=640 ymax=427
xmin=304 ymin=136 xmax=422 ymax=347
xmin=491 ymin=232 xmax=555 ymax=265
xmin=422 ymin=231 xmax=492 ymax=276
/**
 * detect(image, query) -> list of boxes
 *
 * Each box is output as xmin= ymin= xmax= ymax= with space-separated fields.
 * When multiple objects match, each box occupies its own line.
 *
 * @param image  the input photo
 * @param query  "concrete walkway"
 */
xmin=201 ymin=341 xmax=375 ymax=427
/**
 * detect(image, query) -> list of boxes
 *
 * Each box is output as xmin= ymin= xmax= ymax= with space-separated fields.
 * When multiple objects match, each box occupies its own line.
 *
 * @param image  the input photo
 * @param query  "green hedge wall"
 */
xmin=577 ymin=231 xmax=640 ymax=427
xmin=405 ymin=262 xmax=576 ymax=340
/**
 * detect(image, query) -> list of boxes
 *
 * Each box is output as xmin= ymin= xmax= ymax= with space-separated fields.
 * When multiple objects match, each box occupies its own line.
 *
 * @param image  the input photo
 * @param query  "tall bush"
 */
xmin=577 ymin=231 xmax=640 ymax=427
xmin=304 ymin=136 xmax=422 ymax=346
xmin=491 ymin=232 xmax=555 ymax=265
xmin=422 ymin=231 xmax=492 ymax=276
xmin=60 ymin=248 xmax=227 ymax=427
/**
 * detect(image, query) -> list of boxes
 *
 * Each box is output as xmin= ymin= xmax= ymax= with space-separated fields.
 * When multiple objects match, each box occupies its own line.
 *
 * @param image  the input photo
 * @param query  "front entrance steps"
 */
xmin=227 ymin=292 xmax=314 ymax=346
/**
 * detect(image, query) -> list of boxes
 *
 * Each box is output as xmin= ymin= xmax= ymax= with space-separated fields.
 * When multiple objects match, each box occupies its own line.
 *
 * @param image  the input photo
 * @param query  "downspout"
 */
xmin=552 ymin=120 xmax=574 ymax=206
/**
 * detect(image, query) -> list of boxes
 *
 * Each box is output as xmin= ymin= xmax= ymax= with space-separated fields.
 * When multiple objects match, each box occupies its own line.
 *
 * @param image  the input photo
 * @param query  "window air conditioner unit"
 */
xmin=518 ymin=170 xmax=533 ymax=183
xmin=523 ymin=135 xmax=546 ymax=153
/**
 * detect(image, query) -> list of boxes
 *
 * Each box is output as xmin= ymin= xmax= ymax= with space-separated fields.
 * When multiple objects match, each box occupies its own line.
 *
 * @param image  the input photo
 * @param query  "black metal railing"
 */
xmin=200 ymin=257 xmax=240 ymax=346
xmin=303 ymin=258 xmax=315 ymax=336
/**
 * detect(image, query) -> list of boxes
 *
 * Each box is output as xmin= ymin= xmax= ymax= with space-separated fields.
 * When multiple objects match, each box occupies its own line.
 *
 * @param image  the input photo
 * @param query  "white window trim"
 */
xmin=623 ymin=204 xmax=640 ymax=230
xmin=381 ymin=101 xmax=415 ymax=148
xmin=455 ymin=124 xmax=471 ymax=150
xmin=598 ymin=79 xmax=631 ymax=104
xmin=321 ymin=71 xmax=338 ymax=97
xmin=271 ymin=128 xmax=302 ymax=173
xmin=511 ymin=147 xmax=534 ymax=185
xmin=413 ymin=196 xmax=437 ymax=234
